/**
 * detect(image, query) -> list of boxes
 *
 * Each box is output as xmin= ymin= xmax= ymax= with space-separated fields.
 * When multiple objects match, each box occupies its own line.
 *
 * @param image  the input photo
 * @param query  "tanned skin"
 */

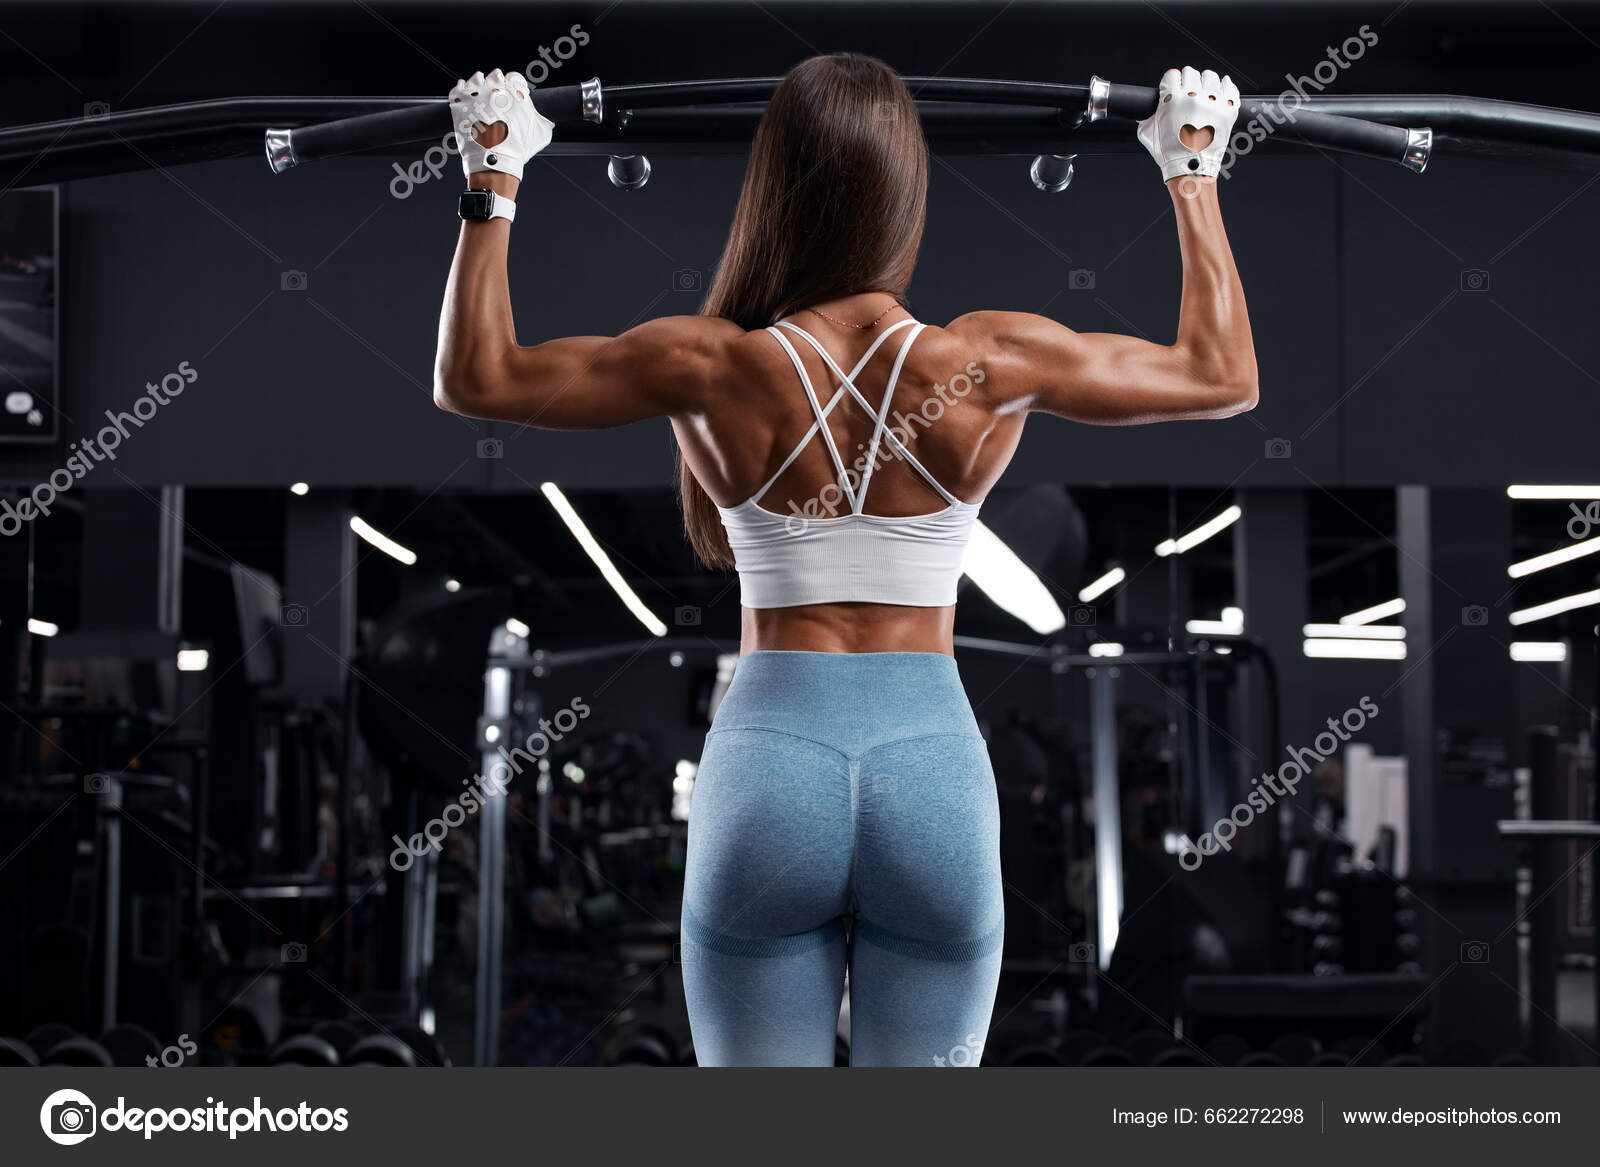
xmin=436 ymin=126 xmax=1257 ymax=657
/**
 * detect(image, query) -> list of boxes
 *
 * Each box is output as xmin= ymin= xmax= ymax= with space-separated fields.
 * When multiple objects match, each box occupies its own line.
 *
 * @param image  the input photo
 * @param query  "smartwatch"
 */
xmin=458 ymin=188 xmax=516 ymax=224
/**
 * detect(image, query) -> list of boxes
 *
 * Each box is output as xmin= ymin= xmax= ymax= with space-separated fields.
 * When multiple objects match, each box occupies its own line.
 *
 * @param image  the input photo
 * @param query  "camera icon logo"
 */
xmin=674 ymin=605 xmax=701 ymax=627
xmin=671 ymin=268 xmax=703 ymax=293
xmin=1069 ymin=604 xmax=1097 ymax=627
xmin=40 ymin=1088 xmax=97 ymax=1145
xmin=280 ymin=941 xmax=308 ymax=963
xmin=874 ymin=101 xmax=898 ymax=122
xmin=476 ymin=437 xmax=504 ymax=460
xmin=1461 ymin=605 xmax=1489 ymax=627
xmin=1265 ymin=438 xmax=1292 ymax=459
xmin=280 ymin=270 xmax=308 ymax=292
xmin=84 ymin=773 xmax=111 ymax=795
xmin=83 ymin=101 xmax=111 ymax=119
xmin=1460 ymin=940 xmax=1490 ymax=964
xmin=674 ymin=940 xmax=700 ymax=963
xmin=280 ymin=603 xmax=308 ymax=628
xmin=1068 ymin=268 xmax=1096 ymax=291
xmin=1460 ymin=268 xmax=1490 ymax=292
xmin=1068 ymin=941 xmax=1097 ymax=963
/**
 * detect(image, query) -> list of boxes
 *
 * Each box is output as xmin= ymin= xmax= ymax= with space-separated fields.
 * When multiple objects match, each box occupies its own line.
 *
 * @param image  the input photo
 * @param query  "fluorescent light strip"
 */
xmin=1155 ymin=505 xmax=1242 ymax=557
xmin=1507 ymin=534 xmax=1600 ymax=579
xmin=176 ymin=648 xmax=209 ymax=672
xmin=1088 ymin=642 xmax=1123 ymax=657
xmin=1509 ymin=588 xmax=1600 ymax=627
xmin=504 ymin=617 xmax=531 ymax=639
xmin=289 ymin=482 xmax=310 ymax=496
xmin=961 ymin=520 xmax=1067 ymax=634
xmin=1303 ymin=638 xmax=1407 ymax=660
xmin=27 ymin=618 xmax=58 ymax=637
xmin=349 ymin=516 xmax=418 ymax=565
xmin=1507 ymin=485 xmax=1600 ymax=500
xmin=1078 ymin=567 xmax=1125 ymax=604
xmin=1186 ymin=606 xmax=1243 ymax=636
xmin=1303 ymin=622 xmax=1405 ymax=640
xmin=1510 ymin=641 xmax=1567 ymax=663
xmin=1340 ymin=598 xmax=1405 ymax=625
xmin=541 ymin=482 xmax=668 ymax=637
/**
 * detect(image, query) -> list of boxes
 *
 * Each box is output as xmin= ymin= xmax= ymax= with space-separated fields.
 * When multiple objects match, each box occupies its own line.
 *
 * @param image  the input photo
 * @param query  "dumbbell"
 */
xmin=1003 ymin=1044 xmax=1067 ymax=1066
xmin=1080 ymin=1045 xmax=1136 ymax=1067
xmin=0 ymin=1037 xmax=39 ymax=1066
xmin=1237 ymin=1051 xmax=1288 ymax=1067
xmin=1268 ymin=1033 xmax=1321 ymax=1066
xmin=25 ymin=1023 xmax=78 ymax=1056
xmin=613 ymin=1024 xmax=677 ymax=1067
xmin=1201 ymin=1034 xmax=1251 ymax=1067
xmin=44 ymin=1037 xmax=114 ymax=1066
xmin=270 ymin=1034 xmax=342 ymax=1066
xmin=1124 ymin=1030 xmax=1172 ymax=1065
xmin=1151 ymin=1047 xmax=1207 ymax=1067
xmin=311 ymin=1020 xmax=363 ymax=1060
xmin=345 ymin=1034 xmax=421 ymax=1067
xmin=100 ymin=1023 xmax=163 ymax=1067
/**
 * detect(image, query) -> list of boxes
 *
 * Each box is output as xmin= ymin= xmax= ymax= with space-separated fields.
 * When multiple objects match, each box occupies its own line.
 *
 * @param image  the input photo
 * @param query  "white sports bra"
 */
xmin=716 ymin=316 xmax=981 ymax=609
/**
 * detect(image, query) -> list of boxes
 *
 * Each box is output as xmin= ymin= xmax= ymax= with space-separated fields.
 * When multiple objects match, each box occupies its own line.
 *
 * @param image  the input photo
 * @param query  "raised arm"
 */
xmin=960 ymin=67 xmax=1258 ymax=425
xmin=431 ymin=69 xmax=734 ymax=429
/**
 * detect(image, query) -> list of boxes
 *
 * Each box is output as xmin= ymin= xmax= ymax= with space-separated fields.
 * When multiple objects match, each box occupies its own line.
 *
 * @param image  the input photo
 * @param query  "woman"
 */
xmin=435 ymin=56 xmax=1255 ymax=1066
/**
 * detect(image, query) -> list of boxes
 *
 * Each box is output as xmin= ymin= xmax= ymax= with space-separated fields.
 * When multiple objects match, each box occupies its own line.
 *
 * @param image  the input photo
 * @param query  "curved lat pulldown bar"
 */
xmin=2 ymin=73 xmax=1600 ymax=191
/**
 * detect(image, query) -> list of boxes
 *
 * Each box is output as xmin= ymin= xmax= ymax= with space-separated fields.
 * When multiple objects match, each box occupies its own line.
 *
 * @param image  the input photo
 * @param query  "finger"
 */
xmin=1157 ymin=67 xmax=1182 ymax=100
xmin=1180 ymin=65 xmax=1202 ymax=96
xmin=1200 ymin=68 xmax=1221 ymax=98
xmin=1222 ymin=76 xmax=1239 ymax=108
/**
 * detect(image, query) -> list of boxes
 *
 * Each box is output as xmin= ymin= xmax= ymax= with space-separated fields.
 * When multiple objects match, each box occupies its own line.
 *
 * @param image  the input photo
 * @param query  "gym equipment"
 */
xmin=1079 ymin=1045 xmax=1136 ymax=1067
xmin=43 ymin=1037 xmax=115 ymax=1067
xmin=1267 ymin=1033 xmax=1321 ymax=1066
xmin=200 ymin=1005 xmax=269 ymax=1067
xmin=1201 ymin=1034 xmax=1250 ymax=1067
xmin=0 ymin=1038 xmax=39 ymax=1066
xmin=612 ymin=1024 xmax=677 ymax=1067
xmin=270 ymin=1034 xmax=342 ymax=1067
xmin=345 ymin=1034 xmax=421 ymax=1068
xmin=12 ymin=66 xmax=1600 ymax=190
xmin=1003 ymin=1044 xmax=1068 ymax=1066
xmin=99 ymin=1022 xmax=163 ymax=1067
xmin=1497 ymin=730 xmax=1598 ymax=1065
xmin=24 ymin=1023 xmax=78 ymax=1058
xmin=310 ymin=1020 xmax=364 ymax=1059
xmin=1150 ymin=1047 xmax=1207 ymax=1067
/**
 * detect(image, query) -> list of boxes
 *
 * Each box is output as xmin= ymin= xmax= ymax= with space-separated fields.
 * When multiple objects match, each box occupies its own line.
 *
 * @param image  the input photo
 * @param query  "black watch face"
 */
xmin=459 ymin=190 xmax=493 ymax=220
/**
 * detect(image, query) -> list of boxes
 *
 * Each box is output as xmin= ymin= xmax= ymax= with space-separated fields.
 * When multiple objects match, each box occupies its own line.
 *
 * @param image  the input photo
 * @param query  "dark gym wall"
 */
xmin=2 ymin=0 xmax=1598 ymax=489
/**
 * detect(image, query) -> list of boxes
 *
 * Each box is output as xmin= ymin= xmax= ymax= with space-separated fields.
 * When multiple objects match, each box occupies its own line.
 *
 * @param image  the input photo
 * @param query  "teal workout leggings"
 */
xmin=681 ymin=651 xmax=1003 ymax=1067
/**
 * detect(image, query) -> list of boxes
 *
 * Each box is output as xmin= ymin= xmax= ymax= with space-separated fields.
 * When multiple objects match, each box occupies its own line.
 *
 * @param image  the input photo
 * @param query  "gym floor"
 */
xmin=0 ymin=0 xmax=1597 ymax=1079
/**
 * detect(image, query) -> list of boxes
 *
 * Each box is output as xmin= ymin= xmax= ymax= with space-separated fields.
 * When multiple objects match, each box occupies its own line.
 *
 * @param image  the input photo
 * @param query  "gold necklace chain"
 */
xmin=807 ymin=299 xmax=901 ymax=330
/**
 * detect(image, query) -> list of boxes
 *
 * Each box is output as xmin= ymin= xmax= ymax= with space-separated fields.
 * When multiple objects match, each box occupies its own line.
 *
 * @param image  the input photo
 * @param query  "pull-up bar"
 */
xmin=3 ymin=73 xmax=1600 ymax=191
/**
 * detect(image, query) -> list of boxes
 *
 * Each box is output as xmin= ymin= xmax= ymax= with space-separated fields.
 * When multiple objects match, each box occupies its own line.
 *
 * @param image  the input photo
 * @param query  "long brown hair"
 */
xmin=680 ymin=53 xmax=929 ymax=568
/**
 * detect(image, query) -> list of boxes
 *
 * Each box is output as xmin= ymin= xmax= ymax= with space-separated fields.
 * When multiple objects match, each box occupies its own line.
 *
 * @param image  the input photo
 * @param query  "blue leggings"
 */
xmin=682 ymin=651 xmax=1003 ymax=1067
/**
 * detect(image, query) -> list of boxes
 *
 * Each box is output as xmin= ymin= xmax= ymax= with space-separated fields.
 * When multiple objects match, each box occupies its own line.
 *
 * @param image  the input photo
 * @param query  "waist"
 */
xmin=711 ymin=650 xmax=980 ymax=752
xmin=741 ymin=602 xmax=954 ymax=655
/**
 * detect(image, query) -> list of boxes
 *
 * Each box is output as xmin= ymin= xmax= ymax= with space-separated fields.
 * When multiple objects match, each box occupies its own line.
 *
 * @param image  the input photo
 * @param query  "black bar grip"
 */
xmin=1096 ymin=79 xmax=1427 ymax=171
xmin=267 ymin=78 xmax=602 ymax=172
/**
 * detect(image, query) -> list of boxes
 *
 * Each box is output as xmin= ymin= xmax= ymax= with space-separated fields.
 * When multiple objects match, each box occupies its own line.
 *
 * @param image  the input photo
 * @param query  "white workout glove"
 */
xmin=1136 ymin=66 xmax=1240 ymax=182
xmin=449 ymin=69 xmax=553 ymax=180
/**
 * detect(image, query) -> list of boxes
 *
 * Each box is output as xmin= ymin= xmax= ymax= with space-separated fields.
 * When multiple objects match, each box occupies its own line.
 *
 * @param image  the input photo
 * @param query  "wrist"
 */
xmin=467 ymin=171 xmax=520 ymax=200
